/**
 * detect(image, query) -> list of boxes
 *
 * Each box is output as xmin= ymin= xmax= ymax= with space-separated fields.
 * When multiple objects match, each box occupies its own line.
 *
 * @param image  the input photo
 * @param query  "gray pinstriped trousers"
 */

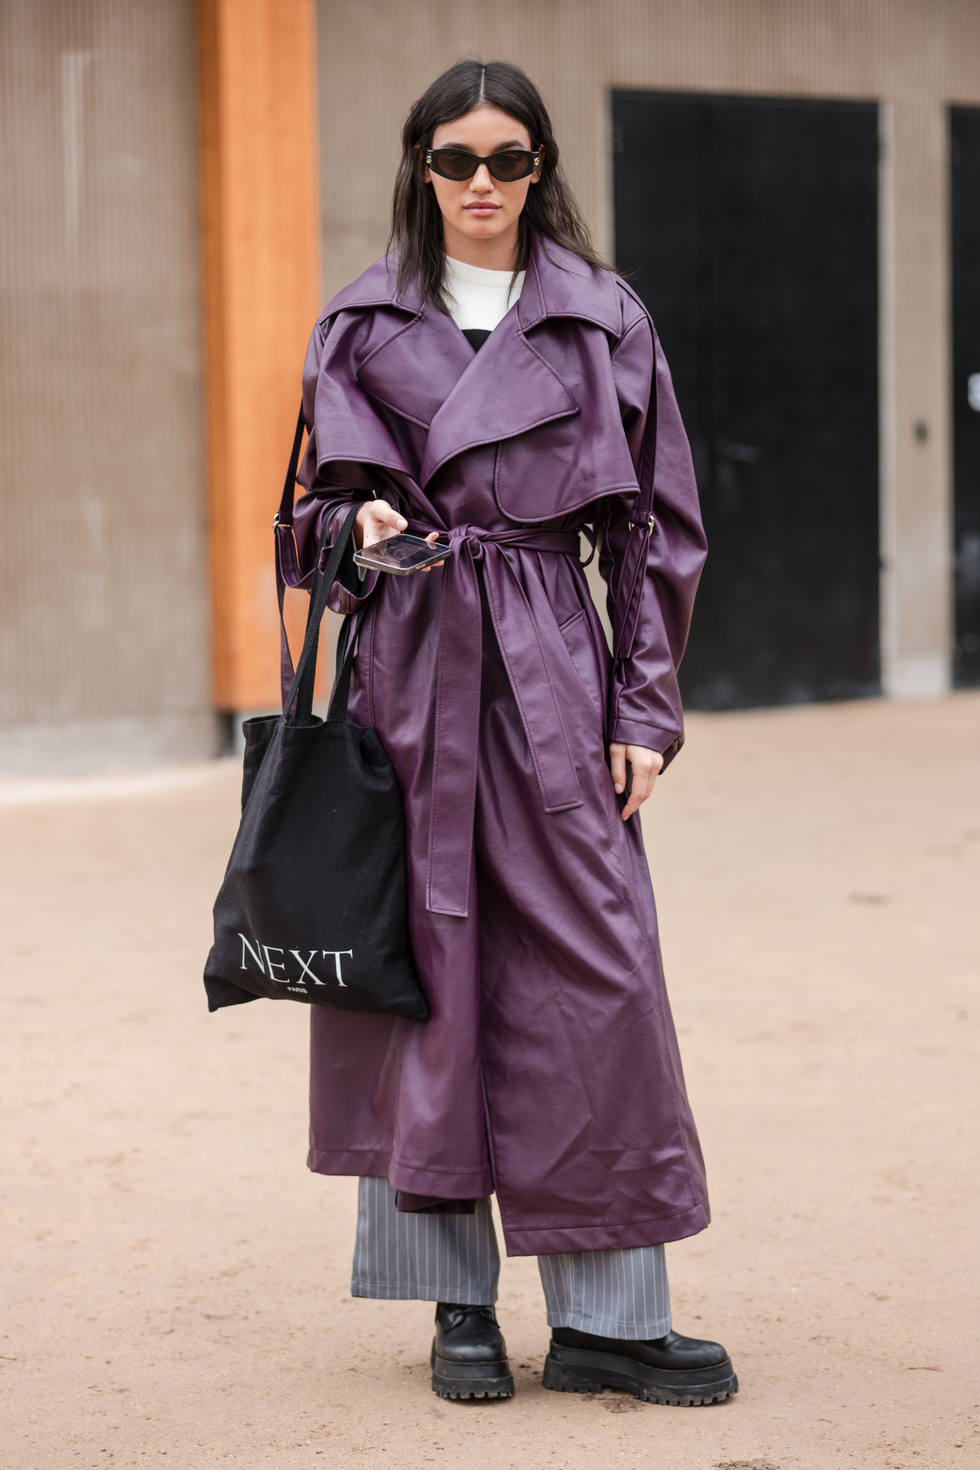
xmin=351 ymin=1178 xmax=672 ymax=1339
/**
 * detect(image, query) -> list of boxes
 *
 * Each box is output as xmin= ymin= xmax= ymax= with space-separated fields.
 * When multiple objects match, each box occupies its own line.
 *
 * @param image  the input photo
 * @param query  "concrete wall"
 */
xmin=0 ymin=0 xmax=214 ymax=772
xmin=316 ymin=0 xmax=980 ymax=700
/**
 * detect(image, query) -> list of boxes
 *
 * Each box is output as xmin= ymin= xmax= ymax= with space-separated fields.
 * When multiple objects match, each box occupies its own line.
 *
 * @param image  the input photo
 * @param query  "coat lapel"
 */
xmin=323 ymin=238 xmax=625 ymax=489
xmin=420 ymin=238 xmax=627 ymax=486
xmin=356 ymin=302 xmax=474 ymax=430
xmin=418 ymin=309 xmax=579 ymax=486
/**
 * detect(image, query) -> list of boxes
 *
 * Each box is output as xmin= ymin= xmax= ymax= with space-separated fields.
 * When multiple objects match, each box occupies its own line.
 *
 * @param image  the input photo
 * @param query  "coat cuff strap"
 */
xmin=610 ymin=720 xmax=684 ymax=771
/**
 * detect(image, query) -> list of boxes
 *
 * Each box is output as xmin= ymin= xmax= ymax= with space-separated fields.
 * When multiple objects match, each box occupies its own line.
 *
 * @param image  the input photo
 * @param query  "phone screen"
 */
xmin=353 ymin=533 xmax=448 ymax=574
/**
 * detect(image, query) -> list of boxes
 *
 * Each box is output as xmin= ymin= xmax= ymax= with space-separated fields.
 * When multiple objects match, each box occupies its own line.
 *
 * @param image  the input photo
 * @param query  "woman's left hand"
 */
xmin=609 ymin=743 xmax=664 ymax=822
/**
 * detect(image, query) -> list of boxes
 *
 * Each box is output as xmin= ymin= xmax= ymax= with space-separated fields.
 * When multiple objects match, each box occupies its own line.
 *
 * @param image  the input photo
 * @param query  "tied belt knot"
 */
xmin=406 ymin=521 xmax=585 ymax=917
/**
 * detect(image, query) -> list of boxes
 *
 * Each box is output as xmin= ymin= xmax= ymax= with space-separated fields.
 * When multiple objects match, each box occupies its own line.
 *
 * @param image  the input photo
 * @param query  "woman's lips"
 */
xmin=465 ymin=203 xmax=499 ymax=215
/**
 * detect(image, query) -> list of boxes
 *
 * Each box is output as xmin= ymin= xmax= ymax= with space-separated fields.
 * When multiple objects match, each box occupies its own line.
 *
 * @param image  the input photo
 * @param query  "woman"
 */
xmin=291 ymin=60 xmax=734 ymax=1407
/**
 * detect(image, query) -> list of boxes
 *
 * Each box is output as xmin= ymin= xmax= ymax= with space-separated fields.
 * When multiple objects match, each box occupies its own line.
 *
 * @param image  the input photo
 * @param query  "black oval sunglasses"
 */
xmin=425 ymin=147 xmax=541 ymax=183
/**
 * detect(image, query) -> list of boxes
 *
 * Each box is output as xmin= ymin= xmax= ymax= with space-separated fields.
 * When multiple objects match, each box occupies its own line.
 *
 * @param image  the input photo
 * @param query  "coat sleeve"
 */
xmin=598 ymin=313 xmax=707 ymax=768
xmin=290 ymin=318 xmax=384 ymax=615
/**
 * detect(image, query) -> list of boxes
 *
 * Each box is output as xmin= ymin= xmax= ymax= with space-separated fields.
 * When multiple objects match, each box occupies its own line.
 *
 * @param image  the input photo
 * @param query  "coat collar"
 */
xmin=322 ymin=238 xmax=626 ymax=488
xmin=324 ymin=234 xmax=624 ymax=334
xmin=515 ymin=235 xmax=624 ymax=336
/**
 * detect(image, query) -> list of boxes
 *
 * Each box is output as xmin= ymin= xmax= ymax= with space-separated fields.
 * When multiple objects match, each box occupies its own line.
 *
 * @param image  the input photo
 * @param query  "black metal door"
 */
xmin=951 ymin=107 xmax=980 ymax=687
xmin=612 ymin=92 xmax=880 ymax=710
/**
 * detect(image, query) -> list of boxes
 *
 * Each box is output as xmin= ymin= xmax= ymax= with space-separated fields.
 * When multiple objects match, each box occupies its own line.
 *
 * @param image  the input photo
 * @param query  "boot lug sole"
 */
xmin=430 ymin=1345 xmax=515 ymax=1400
xmin=543 ymin=1345 xmax=737 ymax=1407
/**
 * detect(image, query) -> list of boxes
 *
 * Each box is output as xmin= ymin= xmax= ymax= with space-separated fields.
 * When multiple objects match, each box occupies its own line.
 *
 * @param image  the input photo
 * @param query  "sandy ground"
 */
xmin=2 ymin=693 xmax=979 ymax=1470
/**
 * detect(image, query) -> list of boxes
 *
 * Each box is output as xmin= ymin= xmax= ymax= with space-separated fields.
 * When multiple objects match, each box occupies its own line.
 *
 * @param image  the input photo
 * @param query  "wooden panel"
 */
xmin=198 ymin=0 xmax=320 ymax=712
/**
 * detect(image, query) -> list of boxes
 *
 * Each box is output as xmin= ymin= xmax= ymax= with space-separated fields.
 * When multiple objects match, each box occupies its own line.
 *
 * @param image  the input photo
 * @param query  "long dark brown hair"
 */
xmin=389 ymin=60 xmax=607 ymax=308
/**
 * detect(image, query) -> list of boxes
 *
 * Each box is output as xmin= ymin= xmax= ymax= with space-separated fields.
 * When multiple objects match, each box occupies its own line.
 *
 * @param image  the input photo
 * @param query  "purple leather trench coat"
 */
xmin=290 ymin=235 xmax=710 ymax=1257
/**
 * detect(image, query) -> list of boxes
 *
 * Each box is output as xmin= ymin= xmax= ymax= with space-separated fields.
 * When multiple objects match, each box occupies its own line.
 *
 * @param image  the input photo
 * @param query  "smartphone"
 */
xmin=353 ymin=533 xmax=449 ymax=575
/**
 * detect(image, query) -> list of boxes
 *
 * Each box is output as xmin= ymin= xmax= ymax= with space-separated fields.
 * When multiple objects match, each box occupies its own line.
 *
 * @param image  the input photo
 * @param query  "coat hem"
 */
xmin=500 ymin=1200 xmax=710 ymax=1258
xmin=308 ymin=1146 xmax=392 ymax=1178
xmin=308 ymin=1146 xmax=493 ymax=1198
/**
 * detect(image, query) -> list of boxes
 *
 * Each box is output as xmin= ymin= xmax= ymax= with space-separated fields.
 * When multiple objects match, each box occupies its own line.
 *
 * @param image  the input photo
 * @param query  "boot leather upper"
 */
xmin=434 ymin=1304 xmax=508 ymax=1365
xmin=552 ymin=1326 xmax=729 ymax=1370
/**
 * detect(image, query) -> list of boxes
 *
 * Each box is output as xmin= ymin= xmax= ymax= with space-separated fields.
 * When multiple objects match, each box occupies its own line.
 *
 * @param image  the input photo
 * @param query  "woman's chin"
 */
xmin=457 ymin=214 xmax=510 ymax=240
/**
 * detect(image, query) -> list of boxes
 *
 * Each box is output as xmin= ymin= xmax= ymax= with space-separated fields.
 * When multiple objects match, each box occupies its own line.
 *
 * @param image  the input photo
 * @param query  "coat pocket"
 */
xmin=558 ymin=608 xmax=605 ymax=728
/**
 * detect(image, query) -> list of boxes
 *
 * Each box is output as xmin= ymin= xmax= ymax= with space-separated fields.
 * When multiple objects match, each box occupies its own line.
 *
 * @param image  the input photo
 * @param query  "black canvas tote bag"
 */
xmin=203 ymin=501 xmax=429 ymax=1022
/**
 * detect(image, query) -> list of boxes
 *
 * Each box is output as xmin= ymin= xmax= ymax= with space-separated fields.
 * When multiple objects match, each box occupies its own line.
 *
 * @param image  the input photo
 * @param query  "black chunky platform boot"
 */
xmin=543 ymin=1326 xmax=737 ymax=1406
xmin=430 ymin=1303 xmax=515 ymax=1400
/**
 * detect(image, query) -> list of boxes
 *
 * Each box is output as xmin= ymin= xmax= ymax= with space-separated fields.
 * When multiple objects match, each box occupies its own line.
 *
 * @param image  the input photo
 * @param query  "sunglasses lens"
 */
xmin=434 ymin=150 xmax=479 ymax=180
xmin=429 ymin=149 xmax=536 ymax=182
xmin=490 ymin=151 xmax=532 ymax=181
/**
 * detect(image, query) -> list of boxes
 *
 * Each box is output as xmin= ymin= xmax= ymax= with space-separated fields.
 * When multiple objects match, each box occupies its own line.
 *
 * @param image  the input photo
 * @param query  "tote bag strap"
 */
xmin=274 ymin=321 xmax=340 ymax=691
xmin=326 ymin=604 xmax=366 ymax=722
xmin=273 ymin=403 xmax=309 ymax=700
xmin=283 ymin=501 xmax=362 ymax=723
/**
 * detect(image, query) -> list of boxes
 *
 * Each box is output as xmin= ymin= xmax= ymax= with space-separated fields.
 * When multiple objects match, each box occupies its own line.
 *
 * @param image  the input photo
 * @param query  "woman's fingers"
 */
xmin=353 ymin=505 xmax=447 ymax=569
xmin=357 ymin=508 xmax=447 ymax=571
xmin=620 ymin=769 xmax=654 ymax=821
xmin=422 ymin=529 xmax=446 ymax=571
xmin=370 ymin=502 xmax=406 ymax=532
xmin=610 ymin=744 xmax=665 ymax=822
xmin=609 ymin=742 xmax=627 ymax=795
xmin=357 ymin=501 xmax=407 ymax=548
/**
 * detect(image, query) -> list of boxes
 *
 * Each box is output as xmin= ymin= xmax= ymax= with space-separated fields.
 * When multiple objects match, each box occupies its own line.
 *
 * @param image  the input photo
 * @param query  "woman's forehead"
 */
xmin=431 ymin=106 xmax=531 ymax=150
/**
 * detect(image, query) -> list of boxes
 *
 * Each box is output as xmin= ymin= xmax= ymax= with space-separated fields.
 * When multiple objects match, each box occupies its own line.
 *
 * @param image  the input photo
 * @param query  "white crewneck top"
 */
xmin=444 ymin=255 xmax=525 ymax=333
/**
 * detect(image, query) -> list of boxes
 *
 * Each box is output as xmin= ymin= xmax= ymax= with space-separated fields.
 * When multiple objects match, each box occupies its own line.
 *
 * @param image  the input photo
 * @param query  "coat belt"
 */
xmin=406 ymin=522 xmax=584 ymax=918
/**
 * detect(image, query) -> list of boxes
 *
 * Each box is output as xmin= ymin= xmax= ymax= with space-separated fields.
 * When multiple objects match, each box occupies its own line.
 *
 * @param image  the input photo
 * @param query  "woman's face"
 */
xmin=424 ymin=105 xmax=541 ymax=251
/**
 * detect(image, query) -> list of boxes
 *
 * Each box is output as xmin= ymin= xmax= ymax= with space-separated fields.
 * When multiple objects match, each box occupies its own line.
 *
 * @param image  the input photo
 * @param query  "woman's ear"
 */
xmin=413 ymin=142 xmax=431 ymax=185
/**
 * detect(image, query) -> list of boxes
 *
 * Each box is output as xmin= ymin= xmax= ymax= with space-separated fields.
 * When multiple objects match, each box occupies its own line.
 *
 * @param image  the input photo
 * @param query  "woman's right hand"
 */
xmin=355 ymin=500 xmax=407 ymax=548
xmin=354 ymin=501 xmax=446 ymax=570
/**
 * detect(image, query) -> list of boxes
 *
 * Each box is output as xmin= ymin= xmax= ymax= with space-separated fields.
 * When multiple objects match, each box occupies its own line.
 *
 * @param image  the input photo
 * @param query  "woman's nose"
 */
xmin=470 ymin=164 xmax=494 ymax=193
